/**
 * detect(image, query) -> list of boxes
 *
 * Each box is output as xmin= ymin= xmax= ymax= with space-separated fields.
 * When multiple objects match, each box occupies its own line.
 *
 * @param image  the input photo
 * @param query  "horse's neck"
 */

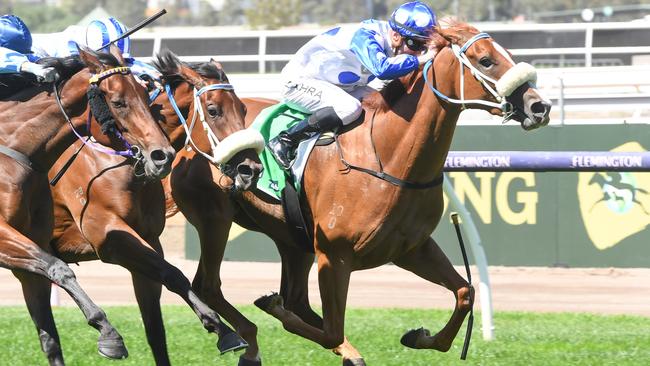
xmin=370 ymin=65 xmax=461 ymax=184
xmin=1 ymin=70 xmax=91 ymax=171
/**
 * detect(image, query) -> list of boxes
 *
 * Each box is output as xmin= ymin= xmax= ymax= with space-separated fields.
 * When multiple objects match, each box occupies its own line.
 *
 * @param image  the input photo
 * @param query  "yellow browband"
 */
xmin=88 ymin=66 xmax=132 ymax=85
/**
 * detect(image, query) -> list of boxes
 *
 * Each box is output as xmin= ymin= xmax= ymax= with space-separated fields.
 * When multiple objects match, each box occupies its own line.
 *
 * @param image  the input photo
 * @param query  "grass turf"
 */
xmin=0 ymin=305 xmax=648 ymax=365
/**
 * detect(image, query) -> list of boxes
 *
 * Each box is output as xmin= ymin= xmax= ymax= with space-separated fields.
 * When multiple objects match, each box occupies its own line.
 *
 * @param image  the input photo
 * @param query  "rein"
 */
xmin=335 ymin=110 xmax=443 ymax=190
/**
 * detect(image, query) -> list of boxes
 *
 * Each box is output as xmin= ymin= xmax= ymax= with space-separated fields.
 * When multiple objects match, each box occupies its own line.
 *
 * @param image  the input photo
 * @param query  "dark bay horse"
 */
xmin=48 ymin=50 xmax=264 ymax=365
xmin=169 ymin=21 xmax=551 ymax=365
xmin=0 ymin=46 xmax=175 ymax=365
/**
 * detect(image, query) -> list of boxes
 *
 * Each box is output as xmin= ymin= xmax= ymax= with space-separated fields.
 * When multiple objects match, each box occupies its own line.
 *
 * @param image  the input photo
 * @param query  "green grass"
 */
xmin=0 ymin=305 xmax=648 ymax=365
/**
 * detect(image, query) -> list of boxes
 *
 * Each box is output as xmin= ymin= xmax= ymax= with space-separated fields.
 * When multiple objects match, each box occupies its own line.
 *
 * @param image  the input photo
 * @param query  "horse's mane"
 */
xmin=0 ymin=49 xmax=122 ymax=100
xmin=152 ymin=49 xmax=228 ymax=88
xmin=362 ymin=18 xmax=477 ymax=113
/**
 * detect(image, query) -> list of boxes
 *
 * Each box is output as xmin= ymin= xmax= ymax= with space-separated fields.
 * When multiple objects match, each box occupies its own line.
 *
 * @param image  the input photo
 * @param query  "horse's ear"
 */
xmin=77 ymin=44 xmax=103 ymax=74
xmin=436 ymin=26 xmax=464 ymax=46
xmin=209 ymin=58 xmax=223 ymax=70
xmin=209 ymin=58 xmax=229 ymax=82
xmin=108 ymin=44 xmax=126 ymax=65
xmin=178 ymin=63 xmax=205 ymax=88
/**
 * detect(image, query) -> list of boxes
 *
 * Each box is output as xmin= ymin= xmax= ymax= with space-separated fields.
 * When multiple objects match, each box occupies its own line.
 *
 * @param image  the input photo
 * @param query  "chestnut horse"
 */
xmin=48 ymin=50 xmax=264 ymax=365
xmin=170 ymin=21 xmax=551 ymax=365
xmin=0 ymin=46 xmax=174 ymax=365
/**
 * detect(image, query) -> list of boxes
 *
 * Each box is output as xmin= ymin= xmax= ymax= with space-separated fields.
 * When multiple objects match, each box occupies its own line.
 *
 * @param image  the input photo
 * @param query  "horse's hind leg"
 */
xmin=393 ymin=237 xmax=473 ymax=352
xmin=13 ymin=271 xmax=64 ymax=366
xmin=0 ymin=223 xmax=127 ymax=361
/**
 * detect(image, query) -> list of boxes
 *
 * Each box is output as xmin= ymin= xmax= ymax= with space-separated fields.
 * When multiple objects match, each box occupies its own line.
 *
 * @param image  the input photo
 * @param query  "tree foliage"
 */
xmin=245 ymin=0 xmax=302 ymax=30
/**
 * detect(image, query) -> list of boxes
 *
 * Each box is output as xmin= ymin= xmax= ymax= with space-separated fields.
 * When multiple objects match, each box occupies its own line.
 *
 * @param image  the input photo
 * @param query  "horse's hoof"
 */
xmin=217 ymin=331 xmax=249 ymax=354
xmin=239 ymin=354 xmax=262 ymax=366
xmin=254 ymin=292 xmax=282 ymax=313
xmin=97 ymin=336 xmax=129 ymax=359
xmin=343 ymin=358 xmax=366 ymax=366
xmin=400 ymin=327 xmax=429 ymax=349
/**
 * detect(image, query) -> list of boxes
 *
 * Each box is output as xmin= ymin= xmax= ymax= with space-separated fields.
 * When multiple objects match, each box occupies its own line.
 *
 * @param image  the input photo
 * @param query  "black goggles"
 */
xmin=404 ymin=37 xmax=427 ymax=52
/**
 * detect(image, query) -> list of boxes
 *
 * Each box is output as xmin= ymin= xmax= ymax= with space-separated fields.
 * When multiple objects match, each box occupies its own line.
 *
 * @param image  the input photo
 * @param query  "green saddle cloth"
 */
xmin=250 ymin=103 xmax=309 ymax=200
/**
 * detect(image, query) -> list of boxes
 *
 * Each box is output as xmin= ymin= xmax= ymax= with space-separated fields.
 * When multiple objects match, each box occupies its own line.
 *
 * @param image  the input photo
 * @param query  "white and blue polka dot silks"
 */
xmin=281 ymin=19 xmax=423 ymax=90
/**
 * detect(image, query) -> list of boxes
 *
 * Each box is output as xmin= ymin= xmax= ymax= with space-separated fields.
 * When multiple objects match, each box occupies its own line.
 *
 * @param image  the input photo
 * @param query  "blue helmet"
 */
xmin=0 ymin=15 xmax=33 ymax=54
xmin=85 ymin=17 xmax=130 ymax=56
xmin=389 ymin=2 xmax=437 ymax=40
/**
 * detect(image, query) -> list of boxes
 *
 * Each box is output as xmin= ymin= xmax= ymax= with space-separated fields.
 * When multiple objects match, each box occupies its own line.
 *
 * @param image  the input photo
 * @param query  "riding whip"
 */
xmin=451 ymin=212 xmax=474 ymax=360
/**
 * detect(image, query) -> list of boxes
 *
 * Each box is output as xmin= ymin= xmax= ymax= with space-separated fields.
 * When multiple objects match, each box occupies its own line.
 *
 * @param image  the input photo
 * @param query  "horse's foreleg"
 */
xmin=256 ymin=250 xmax=363 ymax=365
xmin=0 ymin=223 xmax=127 ymax=360
xmin=131 ymin=270 xmax=170 ymax=366
xmin=393 ymin=237 xmax=473 ymax=352
xmin=191 ymin=217 xmax=260 ymax=365
xmin=277 ymin=242 xmax=322 ymax=326
xmin=13 ymin=271 xmax=64 ymax=366
xmin=275 ymin=242 xmax=364 ymax=362
xmin=91 ymin=227 xmax=246 ymax=355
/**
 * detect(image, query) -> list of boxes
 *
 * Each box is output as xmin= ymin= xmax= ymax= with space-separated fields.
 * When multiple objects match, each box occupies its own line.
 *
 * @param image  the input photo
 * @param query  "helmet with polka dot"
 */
xmin=389 ymin=1 xmax=437 ymax=40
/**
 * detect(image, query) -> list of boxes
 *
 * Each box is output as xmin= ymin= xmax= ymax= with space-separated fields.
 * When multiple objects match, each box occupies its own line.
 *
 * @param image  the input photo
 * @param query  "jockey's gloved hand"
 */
xmin=20 ymin=62 xmax=60 ymax=83
xmin=417 ymin=47 xmax=438 ymax=65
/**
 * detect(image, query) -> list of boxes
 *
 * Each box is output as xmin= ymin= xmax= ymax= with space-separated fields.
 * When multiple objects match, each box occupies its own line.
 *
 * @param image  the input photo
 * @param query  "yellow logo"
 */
xmin=577 ymin=142 xmax=650 ymax=250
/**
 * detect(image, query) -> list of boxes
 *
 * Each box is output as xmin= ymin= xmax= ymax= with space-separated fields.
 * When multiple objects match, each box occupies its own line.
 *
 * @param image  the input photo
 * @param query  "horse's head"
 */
xmin=153 ymin=50 xmax=264 ymax=193
xmin=433 ymin=20 xmax=551 ymax=130
xmin=76 ymin=45 xmax=175 ymax=178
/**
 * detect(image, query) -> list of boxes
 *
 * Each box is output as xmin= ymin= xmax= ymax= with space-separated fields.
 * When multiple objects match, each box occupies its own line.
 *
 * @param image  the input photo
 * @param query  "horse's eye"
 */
xmin=111 ymin=100 xmax=126 ymax=109
xmin=479 ymin=57 xmax=493 ymax=68
xmin=207 ymin=105 xmax=222 ymax=118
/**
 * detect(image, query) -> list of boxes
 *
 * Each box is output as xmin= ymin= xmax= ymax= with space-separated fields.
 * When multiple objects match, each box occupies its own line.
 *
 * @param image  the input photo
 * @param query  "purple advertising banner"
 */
xmin=444 ymin=151 xmax=650 ymax=171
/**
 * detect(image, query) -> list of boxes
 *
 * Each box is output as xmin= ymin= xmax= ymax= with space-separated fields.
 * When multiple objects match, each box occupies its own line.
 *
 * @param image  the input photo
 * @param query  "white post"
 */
xmin=443 ymin=175 xmax=495 ymax=340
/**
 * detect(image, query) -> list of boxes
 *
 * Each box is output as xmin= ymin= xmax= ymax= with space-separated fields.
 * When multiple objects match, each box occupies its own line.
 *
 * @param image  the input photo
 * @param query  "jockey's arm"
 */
xmin=126 ymin=58 xmax=162 ymax=88
xmin=0 ymin=46 xmax=30 ymax=73
xmin=0 ymin=46 xmax=57 ymax=82
xmin=349 ymin=27 xmax=419 ymax=80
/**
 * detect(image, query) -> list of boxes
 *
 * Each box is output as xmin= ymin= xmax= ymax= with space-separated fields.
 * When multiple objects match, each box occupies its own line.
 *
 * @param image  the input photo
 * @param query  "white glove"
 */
xmin=417 ymin=47 xmax=438 ymax=65
xmin=20 ymin=62 xmax=59 ymax=83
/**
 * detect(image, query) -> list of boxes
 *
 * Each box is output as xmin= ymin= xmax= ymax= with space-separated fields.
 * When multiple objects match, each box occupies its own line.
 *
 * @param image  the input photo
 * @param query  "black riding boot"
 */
xmin=268 ymin=107 xmax=343 ymax=170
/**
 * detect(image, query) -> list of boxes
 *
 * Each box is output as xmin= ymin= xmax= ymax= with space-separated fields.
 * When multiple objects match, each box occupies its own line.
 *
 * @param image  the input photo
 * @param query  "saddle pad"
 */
xmin=250 ymin=103 xmax=317 ymax=200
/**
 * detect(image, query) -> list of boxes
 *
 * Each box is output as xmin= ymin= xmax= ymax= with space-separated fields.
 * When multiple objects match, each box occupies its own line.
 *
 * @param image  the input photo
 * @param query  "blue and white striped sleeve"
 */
xmin=126 ymin=58 xmax=162 ymax=81
xmin=349 ymin=27 xmax=419 ymax=80
xmin=0 ymin=47 xmax=30 ymax=74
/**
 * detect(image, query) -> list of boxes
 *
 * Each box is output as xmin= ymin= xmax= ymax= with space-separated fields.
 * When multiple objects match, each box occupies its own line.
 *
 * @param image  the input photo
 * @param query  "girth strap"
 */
xmin=0 ymin=145 xmax=33 ymax=170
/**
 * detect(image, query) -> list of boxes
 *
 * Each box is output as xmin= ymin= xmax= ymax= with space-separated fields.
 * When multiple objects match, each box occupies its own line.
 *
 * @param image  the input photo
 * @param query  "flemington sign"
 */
xmin=185 ymin=124 xmax=650 ymax=268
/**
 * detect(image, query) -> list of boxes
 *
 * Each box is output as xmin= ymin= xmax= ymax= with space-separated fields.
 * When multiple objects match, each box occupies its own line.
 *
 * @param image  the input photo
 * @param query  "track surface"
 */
xmin=1 ymin=216 xmax=647 ymax=316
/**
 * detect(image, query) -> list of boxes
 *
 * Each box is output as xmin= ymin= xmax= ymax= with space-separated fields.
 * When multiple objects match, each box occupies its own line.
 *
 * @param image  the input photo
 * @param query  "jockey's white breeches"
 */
xmin=281 ymin=78 xmax=375 ymax=125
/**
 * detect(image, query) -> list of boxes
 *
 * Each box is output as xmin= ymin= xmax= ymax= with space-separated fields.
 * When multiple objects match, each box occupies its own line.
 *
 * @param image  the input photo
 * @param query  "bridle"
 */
xmin=54 ymin=66 xmax=145 ymax=162
xmin=164 ymin=81 xmax=264 ymax=177
xmin=423 ymin=32 xmax=538 ymax=121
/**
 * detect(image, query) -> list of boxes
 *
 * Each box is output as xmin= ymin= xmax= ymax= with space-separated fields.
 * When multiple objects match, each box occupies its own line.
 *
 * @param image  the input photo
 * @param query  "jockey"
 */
xmin=268 ymin=1 xmax=438 ymax=169
xmin=1 ymin=15 xmax=160 ymax=84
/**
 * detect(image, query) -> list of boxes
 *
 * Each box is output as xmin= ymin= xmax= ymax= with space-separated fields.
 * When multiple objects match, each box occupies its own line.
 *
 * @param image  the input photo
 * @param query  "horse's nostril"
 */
xmin=150 ymin=149 xmax=168 ymax=164
xmin=237 ymin=164 xmax=253 ymax=178
xmin=531 ymin=101 xmax=549 ymax=116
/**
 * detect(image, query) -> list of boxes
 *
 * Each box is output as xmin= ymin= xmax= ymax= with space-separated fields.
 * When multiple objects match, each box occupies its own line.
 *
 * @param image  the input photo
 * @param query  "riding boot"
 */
xmin=268 ymin=106 xmax=343 ymax=170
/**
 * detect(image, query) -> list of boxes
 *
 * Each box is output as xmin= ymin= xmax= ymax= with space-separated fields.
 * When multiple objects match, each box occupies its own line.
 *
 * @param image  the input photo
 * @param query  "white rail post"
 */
xmin=443 ymin=175 xmax=495 ymax=340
